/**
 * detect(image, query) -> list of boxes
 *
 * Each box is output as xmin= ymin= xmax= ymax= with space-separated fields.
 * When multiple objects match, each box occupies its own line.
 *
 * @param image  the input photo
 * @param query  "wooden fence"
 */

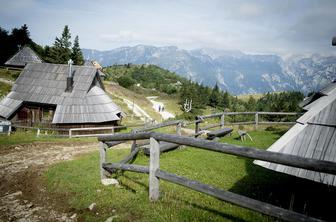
xmin=98 ymin=130 xmax=336 ymax=222
xmin=195 ymin=111 xmax=302 ymax=136
xmin=99 ymin=120 xmax=183 ymax=178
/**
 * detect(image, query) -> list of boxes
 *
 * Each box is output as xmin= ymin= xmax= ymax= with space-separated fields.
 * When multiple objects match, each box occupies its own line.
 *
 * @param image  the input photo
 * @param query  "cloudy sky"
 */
xmin=1 ymin=0 xmax=336 ymax=55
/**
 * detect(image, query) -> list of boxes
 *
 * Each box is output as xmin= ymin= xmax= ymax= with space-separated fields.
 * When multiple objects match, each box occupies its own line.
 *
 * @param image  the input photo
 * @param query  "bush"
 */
xmin=117 ymin=76 xmax=136 ymax=88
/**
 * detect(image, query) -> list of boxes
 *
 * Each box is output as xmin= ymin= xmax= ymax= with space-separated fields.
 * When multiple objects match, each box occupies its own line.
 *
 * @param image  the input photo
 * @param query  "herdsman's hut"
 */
xmin=0 ymin=62 xmax=122 ymax=128
xmin=254 ymin=81 xmax=336 ymax=186
xmin=5 ymin=46 xmax=43 ymax=68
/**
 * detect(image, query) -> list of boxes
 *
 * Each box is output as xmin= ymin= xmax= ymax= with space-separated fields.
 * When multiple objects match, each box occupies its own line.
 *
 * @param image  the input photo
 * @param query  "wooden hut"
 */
xmin=5 ymin=46 xmax=43 ymax=68
xmin=254 ymin=81 xmax=336 ymax=186
xmin=0 ymin=62 xmax=122 ymax=128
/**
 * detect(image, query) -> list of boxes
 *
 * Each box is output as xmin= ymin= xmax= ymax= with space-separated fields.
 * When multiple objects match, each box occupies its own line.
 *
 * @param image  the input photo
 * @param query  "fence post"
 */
xmin=149 ymin=137 xmax=160 ymax=201
xmin=7 ymin=124 xmax=11 ymax=136
xmin=220 ymin=114 xmax=225 ymax=128
xmin=176 ymin=122 xmax=182 ymax=136
xmin=69 ymin=129 xmax=72 ymax=138
xmin=255 ymin=112 xmax=259 ymax=130
xmin=131 ymin=140 xmax=137 ymax=152
xmin=195 ymin=116 xmax=200 ymax=138
xmin=100 ymin=142 xmax=108 ymax=180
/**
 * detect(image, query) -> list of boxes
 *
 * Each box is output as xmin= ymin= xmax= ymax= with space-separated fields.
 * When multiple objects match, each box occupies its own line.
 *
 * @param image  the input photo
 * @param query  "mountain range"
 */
xmin=82 ymin=45 xmax=336 ymax=95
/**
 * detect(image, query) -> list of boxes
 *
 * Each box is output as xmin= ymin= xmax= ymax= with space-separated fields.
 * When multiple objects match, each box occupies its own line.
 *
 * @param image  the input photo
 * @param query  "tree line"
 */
xmin=179 ymin=80 xmax=304 ymax=119
xmin=0 ymin=24 xmax=84 ymax=65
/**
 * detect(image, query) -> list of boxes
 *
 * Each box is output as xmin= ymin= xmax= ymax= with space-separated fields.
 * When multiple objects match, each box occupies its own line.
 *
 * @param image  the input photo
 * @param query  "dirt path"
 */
xmin=0 ymin=141 xmax=98 ymax=222
xmin=0 ymin=77 xmax=14 ymax=85
xmin=105 ymin=89 xmax=155 ymax=123
xmin=146 ymin=96 xmax=175 ymax=120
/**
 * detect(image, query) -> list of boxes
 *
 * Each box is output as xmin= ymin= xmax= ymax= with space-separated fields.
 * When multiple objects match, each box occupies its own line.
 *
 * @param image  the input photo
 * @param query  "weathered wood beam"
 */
xmin=136 ymin=120 xmax=182 ymax=132
xmin=151 ymin=133 xmax=336 ymax=175
xmin=98 ymin=131 xmax=152 ymax=142
xmin=155 ymin=169 xmax=322 ymax=222
xmin=149 ymin=137 xmax=160 ymax=201
xmin=103 ymin=163 xmax=149 ymax=174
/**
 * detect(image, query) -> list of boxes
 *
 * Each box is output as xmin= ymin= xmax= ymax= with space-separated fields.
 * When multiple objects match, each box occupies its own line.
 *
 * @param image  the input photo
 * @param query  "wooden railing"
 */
xmin=98 ymin=131 xmax=334 ymax=222
xmin=99 ymin=120 xmax=184 ymax=177
xmin=195 ymin=111 xmax=302 ymax=136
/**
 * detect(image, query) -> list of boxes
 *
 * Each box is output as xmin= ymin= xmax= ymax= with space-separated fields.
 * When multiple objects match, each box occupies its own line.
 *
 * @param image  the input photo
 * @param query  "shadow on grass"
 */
xmin=229 ymin=159 xmax=336 ymax=221
xmin=175 ymin=197 xmax=253 ymax=222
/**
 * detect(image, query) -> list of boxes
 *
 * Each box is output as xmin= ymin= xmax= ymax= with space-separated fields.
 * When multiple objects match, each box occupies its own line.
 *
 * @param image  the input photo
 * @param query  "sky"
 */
xmin=1 ymin=0 xmax=336 ymax=56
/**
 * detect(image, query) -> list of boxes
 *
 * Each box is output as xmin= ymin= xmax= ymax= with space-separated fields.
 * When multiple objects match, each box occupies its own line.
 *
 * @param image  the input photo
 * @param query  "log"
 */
xmin=105 ymin=141 xmax=126 ymax=147
xmin=98 ymin=131 xmax=151 ymax=142
xmin=136 ymin=120 xmax=182 ymax=132
xmin=151 ymin=132 xmax=336 ymax=175
xmin=103 ymin=163 xmax=149 ymax=174
xmin=142 ymin=142 xmax=180 ymax=155
xmin=207 ymin=128 xmax=233 ymax=139
xmin=155 ymin=169 xmax=322 ymax=222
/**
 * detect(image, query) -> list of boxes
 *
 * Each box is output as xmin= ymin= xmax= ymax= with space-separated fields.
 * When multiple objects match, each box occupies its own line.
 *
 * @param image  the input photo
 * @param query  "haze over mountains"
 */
xmin=82 ymin=45 xmax=336 ymax=95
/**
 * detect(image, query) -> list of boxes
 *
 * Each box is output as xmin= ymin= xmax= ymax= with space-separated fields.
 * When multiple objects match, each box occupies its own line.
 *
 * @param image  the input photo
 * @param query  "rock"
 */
xmin=105 ymin=215 xmax=119 ymax=222
xmin=96 ymin=189 xmax=102 ymax=193
xmin=101 ymin=178 xmax=119 ymax=186
xmin=88 ymin=203 xmax=97 ymax=211
xmin=61 ymin=215 xmax=67 ymax=221
xmin=70 ymin=213 xmax=77 ymax=219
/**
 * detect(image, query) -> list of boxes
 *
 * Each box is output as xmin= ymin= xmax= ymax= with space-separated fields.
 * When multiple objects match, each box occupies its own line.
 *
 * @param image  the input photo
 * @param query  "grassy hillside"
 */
xmin=104 ymin=64 xmax=185 ymax=95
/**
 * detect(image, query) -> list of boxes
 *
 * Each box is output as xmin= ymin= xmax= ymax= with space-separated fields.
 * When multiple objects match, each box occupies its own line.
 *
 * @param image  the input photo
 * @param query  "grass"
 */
xmin=104 ymin=81 xmax=181 ymax=122
xmin=0 ymin=130 xmax=96 ymax=146
xmin=0 ymin=82 xmax=11 ymax=97
xmin=0 ymin=68 xmax=21 ymax=81
xmin=43 ymin=127 xmax=336 ymax=221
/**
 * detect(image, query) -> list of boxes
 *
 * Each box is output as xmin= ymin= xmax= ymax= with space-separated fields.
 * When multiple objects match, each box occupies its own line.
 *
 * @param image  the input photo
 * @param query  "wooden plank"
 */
xmin=155 ymin=169 xmax=322 ymax=222
xmin=103 ymin=163 xmax=149 ymax=174
xmin=149 ymin=137 xmax=160 ymax=201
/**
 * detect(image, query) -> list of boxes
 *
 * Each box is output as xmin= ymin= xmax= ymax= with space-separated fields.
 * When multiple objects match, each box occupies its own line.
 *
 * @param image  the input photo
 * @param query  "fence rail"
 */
xmin=195 ymin=111 xmax=302 ymax=136
xmin=98 ymin=131 xmax=332 ymax=222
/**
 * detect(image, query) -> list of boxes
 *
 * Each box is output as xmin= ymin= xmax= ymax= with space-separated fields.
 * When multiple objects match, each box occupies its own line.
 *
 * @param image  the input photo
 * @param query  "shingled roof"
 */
xmin=254 ymin=82 xmax=336 ymax=186
xmin=5 ymin=46 xmax=43 ymax=67
xmin=84 ymin=60 xmax=106 ymax=78
xmin=0 ymin=63 xmax=122 ymax=124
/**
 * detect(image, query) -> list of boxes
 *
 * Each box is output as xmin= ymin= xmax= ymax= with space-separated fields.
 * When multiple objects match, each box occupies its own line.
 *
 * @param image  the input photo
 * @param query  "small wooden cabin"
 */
xmin=254 ymin=81 xmax=336 ymax=186
xmin=5 ymin=46 xmax=43 ymax=68
xmin=0 ymin=63 xmax=122 ymax=128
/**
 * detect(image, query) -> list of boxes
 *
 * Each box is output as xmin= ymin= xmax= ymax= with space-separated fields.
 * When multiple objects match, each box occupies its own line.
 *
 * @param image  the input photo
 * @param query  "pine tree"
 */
xmin=221 ymin=91 xmax=231 ymax=110
xmin=71 ymin=35 xmax=84 ymax=65
xmin=209 ymin=83 xmax=221 ymax=107
xmin=49 ymin=25 xmax=72 ymax=64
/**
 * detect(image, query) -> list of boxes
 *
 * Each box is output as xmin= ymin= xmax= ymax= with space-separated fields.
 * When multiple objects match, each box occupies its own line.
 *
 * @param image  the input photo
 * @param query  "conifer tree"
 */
xmin=209 ymin=83 xmax=221 ymax=107
xmin=49 ymin=25 xmax=72 ymax=64
xmin=71 ymin=35 xmax=84 ymax=65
